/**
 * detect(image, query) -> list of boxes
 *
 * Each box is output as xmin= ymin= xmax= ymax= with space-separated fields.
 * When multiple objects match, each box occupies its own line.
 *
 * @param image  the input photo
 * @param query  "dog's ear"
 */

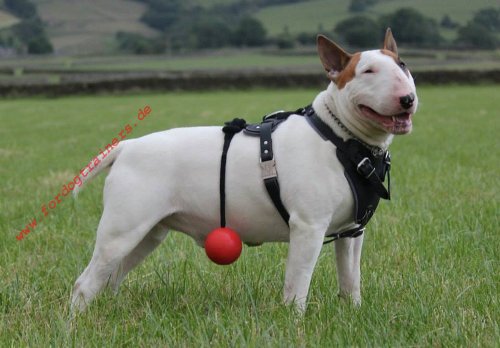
xmin=317 ymin=35 xmax=352 ymax=80
xmin=383 ymin=28 xmax=398 ymax=56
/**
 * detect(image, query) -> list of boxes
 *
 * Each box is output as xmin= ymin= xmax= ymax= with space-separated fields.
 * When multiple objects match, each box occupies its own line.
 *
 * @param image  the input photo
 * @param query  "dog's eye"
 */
xmin=399 ymin=61 xmax=407 ymax=70
xmin=363 ymin=69 xmax=374 ymax=74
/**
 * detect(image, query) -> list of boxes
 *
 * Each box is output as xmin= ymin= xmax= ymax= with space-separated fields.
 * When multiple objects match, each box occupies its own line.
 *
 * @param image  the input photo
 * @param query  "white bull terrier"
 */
xmin=71 ymin=29 xmax=418 ymax=313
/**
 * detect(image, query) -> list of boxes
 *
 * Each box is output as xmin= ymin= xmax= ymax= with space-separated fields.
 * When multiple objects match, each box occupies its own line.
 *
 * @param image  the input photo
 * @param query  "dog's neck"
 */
xmin=312 ymin=83 xmax=394 ymax=150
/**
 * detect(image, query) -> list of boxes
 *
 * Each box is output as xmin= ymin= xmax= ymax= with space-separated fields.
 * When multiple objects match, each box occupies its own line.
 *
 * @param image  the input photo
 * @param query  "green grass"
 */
xmin=0 ymin=86 xmax=498 ymax=346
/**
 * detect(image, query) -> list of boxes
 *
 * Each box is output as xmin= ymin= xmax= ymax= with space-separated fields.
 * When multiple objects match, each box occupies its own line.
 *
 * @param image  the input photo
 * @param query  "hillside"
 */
xmin=0 ymin=9 xmax=19 ymax=29
xmin=2 ymin=0 xmax=496 ymax=55
xmin=254 ymin=0 xmax=496 ymax=37
xmin=31 ymin=0 xmax=158 ymax=55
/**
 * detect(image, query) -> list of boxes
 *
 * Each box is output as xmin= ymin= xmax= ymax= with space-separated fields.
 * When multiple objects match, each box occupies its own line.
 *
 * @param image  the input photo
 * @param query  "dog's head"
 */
xmin=317 ymin=29 xmax=418 ymax=136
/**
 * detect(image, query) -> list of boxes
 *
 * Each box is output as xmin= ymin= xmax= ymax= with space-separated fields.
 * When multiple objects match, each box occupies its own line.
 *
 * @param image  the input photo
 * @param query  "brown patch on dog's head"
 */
xmin=335 ymin=53 xmax=361 ymax=89
xmin=317 ymin=35 xmax=358 ymax=89
xmin=380 ymin=49 xmax=398 ymax=61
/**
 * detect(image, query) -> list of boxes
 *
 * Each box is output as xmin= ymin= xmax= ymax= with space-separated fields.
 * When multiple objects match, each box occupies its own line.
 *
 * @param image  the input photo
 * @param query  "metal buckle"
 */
xmin=357 ymin=157 xmax=376 ymax=178
xmin=260 ymin=158 xmax=277 ymax=180
xmin=384 ymin=151 xmax=391 ymax=166
xmin=263 ymin=110 xmax=285 ymax=120
xmin=351 ymin=227 xmax=365 ymax=238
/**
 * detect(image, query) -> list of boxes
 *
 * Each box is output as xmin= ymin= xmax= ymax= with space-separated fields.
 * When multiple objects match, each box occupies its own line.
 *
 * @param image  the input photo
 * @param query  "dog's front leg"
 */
xmin=283 ymin=220 xmax=325 ymax=313
xmin=334 ymin=234 xmax=364 ymax=305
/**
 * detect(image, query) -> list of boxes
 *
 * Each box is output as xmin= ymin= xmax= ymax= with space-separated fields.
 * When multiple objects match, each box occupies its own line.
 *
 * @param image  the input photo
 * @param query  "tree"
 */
xmin=349 ymin=0 xmax=377 ymax=13
xmin=380 ymin=8 xmax=442 ymax=46
xmin=191 ymin=19 xmax=232 ymax=49
xmin=456 ymin=23 xmax=497 ymax=49
xmin=335 ymin=16 xmax=381 ymax=48
xmin=140 ymin=0 xmax=184 ymax=31
xmin=27 ymin=36 xmax=53 ymax=54
xmin=440 ymin=15 xmax=459 ymax=29
xmin=3 ymin=0 xmax=54 ymax=54
xmin=233 ymin=17 xmax=267 ymax=47
xmin=471 ymin=7 xmax=499 ymax=32
xmin=455 ymin=7 xmax=499 ymax=49
xmin=4 ymin=0 xmax=37 ymax=19
xmin=13 ymin=18 xmax=53 ymax=54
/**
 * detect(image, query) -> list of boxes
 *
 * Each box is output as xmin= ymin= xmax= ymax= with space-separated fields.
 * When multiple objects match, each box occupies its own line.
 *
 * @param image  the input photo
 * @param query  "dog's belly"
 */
xmin=164 ymin=209 xmax=290 ymax=246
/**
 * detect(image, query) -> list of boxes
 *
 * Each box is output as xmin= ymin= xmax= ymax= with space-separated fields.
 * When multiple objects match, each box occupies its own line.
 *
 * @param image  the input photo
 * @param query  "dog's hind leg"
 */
xmin=70 ymin=203 xmax=167 ymax=313
xmin=334 ymin=234 xmax=364 ymax=305
xmin=109 ymin=223 xmax=169 ymax=292
xmin=283 ymin=220 xmax=325 ymax=313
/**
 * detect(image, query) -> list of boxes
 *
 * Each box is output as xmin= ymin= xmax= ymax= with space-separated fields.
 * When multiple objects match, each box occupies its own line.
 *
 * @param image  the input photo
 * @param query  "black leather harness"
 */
xmin=219 ymin=105 xmax=391 ymax=244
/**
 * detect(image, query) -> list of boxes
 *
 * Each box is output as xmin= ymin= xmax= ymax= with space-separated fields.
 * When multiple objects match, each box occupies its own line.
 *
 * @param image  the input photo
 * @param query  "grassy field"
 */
xmin=0 ymin=86 xmax=498 ymax=346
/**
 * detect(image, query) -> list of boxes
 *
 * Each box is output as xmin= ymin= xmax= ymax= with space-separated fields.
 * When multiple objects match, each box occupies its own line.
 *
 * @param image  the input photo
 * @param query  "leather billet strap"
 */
xmin=323 ymin=226 xmax=365 ymax=245
xmin=259 ymin=120 xmax=290 ymax=225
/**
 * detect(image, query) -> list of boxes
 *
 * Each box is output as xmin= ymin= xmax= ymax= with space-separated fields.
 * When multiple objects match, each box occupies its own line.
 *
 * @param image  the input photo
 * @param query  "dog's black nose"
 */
xmin=399 ymin=93 xmax=415 ymax=109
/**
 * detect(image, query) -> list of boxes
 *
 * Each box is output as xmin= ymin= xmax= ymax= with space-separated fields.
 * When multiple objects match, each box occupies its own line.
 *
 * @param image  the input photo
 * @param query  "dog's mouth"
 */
xmin=358 ymin=105 xmax=412 ymax=134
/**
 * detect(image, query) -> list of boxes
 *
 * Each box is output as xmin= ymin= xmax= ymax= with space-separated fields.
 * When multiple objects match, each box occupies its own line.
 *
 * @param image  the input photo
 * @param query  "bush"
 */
xmin=191 ymin=19 xmax=232 ymax=49
xmin=335 ymin=16 xmax=381 ymax=48
xmin=456 ymin=23 xmax=498 ymax=49
xmin=296 ymin=32 xmax=316 ymax=46
xmin=275 ymin=36 xmax=295 ymax=49
xmin=27 ymin=36 xmax=53 ymax=54
xmin=116 ymin=32 xmax=165 ymax=54
xmin=233 ymin=17 xmax=267 ymax=47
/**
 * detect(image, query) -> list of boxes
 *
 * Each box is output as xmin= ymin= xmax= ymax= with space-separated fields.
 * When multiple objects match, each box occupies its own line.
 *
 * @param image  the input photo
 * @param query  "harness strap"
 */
xmin=306 ymin=111 xmax=390 ymax=200
xmin=260 ymin=120 xmax=290 ymax=225
xmin=220 ymin=118 xmax=247 ymax=227
xmin=322 ymin=226 xmax=365 ymax=245
xmin=218 ymin=106 xmax=391 ymax=245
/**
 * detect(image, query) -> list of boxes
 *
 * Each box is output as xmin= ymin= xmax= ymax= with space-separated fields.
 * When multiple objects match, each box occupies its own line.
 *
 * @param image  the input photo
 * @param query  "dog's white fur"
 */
xmin=71 ymin=30 xmax=417 ymax=313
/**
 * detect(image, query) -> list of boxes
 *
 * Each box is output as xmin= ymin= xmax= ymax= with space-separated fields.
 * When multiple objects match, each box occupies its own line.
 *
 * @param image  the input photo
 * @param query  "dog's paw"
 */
xmin=337 ymin=291 xmax=362 ymax=307
xmin=70 ymin=294 xmax=88 ymax=314
xmin=283 ymin=295 xmax=307 ymax=315
xmin=70 ymin=283 xmax=90 ymax=314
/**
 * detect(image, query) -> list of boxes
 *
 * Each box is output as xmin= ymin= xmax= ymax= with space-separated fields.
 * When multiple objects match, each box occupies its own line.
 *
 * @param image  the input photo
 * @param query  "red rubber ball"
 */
xmin=204 ymin=227 xmax=242 ymax=265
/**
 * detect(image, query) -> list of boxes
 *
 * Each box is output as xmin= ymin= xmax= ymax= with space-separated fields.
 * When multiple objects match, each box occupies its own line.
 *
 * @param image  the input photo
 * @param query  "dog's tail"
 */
xmin=73 ymin=140 xmax=128 ymax=197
